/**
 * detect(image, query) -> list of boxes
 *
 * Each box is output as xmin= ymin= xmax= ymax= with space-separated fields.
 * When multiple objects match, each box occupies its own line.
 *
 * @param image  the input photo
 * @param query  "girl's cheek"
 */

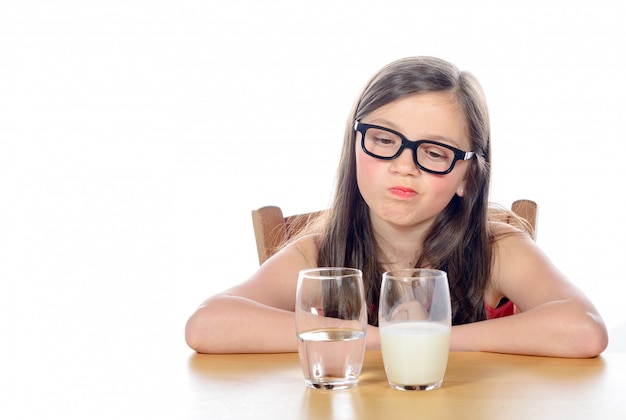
xmin=427 ymin=174 xmax=464 ymax=197
xmin=356 ymin=154 xmax=383 ymax=183
xmin=356 ymin=148 xmax=383 ymax=171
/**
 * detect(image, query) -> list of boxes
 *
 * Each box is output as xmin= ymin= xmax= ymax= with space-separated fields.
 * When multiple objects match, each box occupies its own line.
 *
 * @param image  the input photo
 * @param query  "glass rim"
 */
xmin=382 ymin=268 xmax=447 ymax=279
xmin=299 ymin=267 xmax=362 ymax=279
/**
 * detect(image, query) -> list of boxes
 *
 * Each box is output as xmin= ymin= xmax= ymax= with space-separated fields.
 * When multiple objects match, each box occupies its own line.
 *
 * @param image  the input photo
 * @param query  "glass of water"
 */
xmin=379 ymin=269 xmax=451 ymax=391
xmin=295 ymin=267 xmax=367 ymax=390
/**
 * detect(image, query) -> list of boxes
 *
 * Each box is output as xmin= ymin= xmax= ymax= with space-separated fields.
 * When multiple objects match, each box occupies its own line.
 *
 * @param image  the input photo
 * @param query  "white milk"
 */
xmin=380 ymin=321 xmax=450 ymax=386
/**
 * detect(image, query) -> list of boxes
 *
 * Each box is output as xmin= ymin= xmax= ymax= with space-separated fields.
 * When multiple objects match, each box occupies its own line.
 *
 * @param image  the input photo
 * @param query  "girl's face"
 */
xmin=355 ymin=92 xmax=472 ymax=231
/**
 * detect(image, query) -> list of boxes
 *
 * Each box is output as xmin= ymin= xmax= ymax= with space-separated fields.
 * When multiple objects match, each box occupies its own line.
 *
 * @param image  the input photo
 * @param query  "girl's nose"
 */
xmin=390 ymin=148 xmax=419 ymax=175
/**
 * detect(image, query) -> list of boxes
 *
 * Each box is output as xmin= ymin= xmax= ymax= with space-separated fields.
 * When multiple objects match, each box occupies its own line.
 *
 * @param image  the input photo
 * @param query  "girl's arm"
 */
xmin=185 ymin=236 xmax=317 ymax=354
xmin=450 ymin=227 xmax=608 ymax=358
xmin=185 ymin=233 xmax=383 ymax=354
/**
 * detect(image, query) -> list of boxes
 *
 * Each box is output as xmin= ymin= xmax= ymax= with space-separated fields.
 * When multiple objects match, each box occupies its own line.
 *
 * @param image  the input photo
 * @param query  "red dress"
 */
xmin=485 ymin=298 xmax=516 ymax=319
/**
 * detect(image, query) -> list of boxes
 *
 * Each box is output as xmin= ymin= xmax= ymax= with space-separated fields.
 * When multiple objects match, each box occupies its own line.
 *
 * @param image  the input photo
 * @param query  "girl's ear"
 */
xmin=456 ymin=180 xmax=467 ymax=197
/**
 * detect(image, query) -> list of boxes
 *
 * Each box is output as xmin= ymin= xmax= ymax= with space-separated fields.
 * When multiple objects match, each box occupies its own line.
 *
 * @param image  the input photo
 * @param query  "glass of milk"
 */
xmin=379 ymin=269 xmax=451 ymax=391
xmin=296 ymin=268 xmax=367 ymax=390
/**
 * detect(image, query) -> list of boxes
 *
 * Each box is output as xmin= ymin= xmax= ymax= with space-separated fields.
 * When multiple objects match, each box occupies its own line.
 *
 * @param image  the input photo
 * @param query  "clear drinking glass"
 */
xmin=379 ymin=269 xmax=452 ymax=391
xmin=295 ymin=267 xmax=367 ymax=390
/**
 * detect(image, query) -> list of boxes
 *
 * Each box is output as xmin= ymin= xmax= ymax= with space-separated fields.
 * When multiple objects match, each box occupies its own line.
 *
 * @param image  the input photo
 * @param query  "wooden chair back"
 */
xmin=251 ymin=199 xmax=537 ymax=265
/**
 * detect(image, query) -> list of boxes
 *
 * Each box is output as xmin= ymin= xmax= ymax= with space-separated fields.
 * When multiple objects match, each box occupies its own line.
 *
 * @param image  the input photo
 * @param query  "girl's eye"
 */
xmin=427 ymin=150 xmax=444 ymax=159
xmin=374 ymin=136 xmax=397 ymax=146
xmin=420 ymin=145 xmax=451 ymax=161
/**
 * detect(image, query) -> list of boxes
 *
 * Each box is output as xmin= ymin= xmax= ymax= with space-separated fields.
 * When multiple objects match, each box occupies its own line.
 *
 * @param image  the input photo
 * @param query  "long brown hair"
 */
xmin=317 ymin=56 xmax=492 ymax=326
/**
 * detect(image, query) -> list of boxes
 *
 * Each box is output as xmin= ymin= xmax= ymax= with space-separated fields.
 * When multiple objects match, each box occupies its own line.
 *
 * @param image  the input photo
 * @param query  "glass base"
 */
xmin=305 ymin=378 xmax=358 ymax=390
xmin=388 ymin=378 xmax=443 ymax=391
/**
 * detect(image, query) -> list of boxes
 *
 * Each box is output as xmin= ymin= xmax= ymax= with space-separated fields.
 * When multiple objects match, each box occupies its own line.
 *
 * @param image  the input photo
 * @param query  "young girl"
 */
xmin=186 ymin=56 xmax=608 ymax=357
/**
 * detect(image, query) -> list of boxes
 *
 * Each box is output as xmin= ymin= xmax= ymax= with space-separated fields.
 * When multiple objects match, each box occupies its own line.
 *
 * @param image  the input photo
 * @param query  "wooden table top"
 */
xmin=187 ymin=350 xmax=626 ymax=419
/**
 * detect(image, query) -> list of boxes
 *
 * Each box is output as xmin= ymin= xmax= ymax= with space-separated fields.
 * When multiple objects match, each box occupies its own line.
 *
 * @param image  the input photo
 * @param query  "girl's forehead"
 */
xmin=369 ymin=92 xmax=461 ymax=114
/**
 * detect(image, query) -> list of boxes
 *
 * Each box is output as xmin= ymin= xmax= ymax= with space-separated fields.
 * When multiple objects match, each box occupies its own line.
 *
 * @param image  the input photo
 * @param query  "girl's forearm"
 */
xmin=185 ymin=295 xmax=299 ymax=354
xmin=450 ymin=302 xmax=607 ymax=358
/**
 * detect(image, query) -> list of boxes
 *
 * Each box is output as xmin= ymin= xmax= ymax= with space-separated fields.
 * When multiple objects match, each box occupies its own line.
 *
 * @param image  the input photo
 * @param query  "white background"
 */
xmin=2 ymin=0 xmax=625 ymax=361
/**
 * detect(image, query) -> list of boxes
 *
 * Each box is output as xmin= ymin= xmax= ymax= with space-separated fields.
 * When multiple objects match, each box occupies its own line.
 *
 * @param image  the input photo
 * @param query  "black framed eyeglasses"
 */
xmin=355 ymin=120 xmax=477 ymax=175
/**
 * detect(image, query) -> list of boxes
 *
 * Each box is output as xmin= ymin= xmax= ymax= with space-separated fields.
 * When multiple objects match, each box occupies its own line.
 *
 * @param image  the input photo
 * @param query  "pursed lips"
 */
xmin=388 ymin=186 xmax=417 ymax=198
